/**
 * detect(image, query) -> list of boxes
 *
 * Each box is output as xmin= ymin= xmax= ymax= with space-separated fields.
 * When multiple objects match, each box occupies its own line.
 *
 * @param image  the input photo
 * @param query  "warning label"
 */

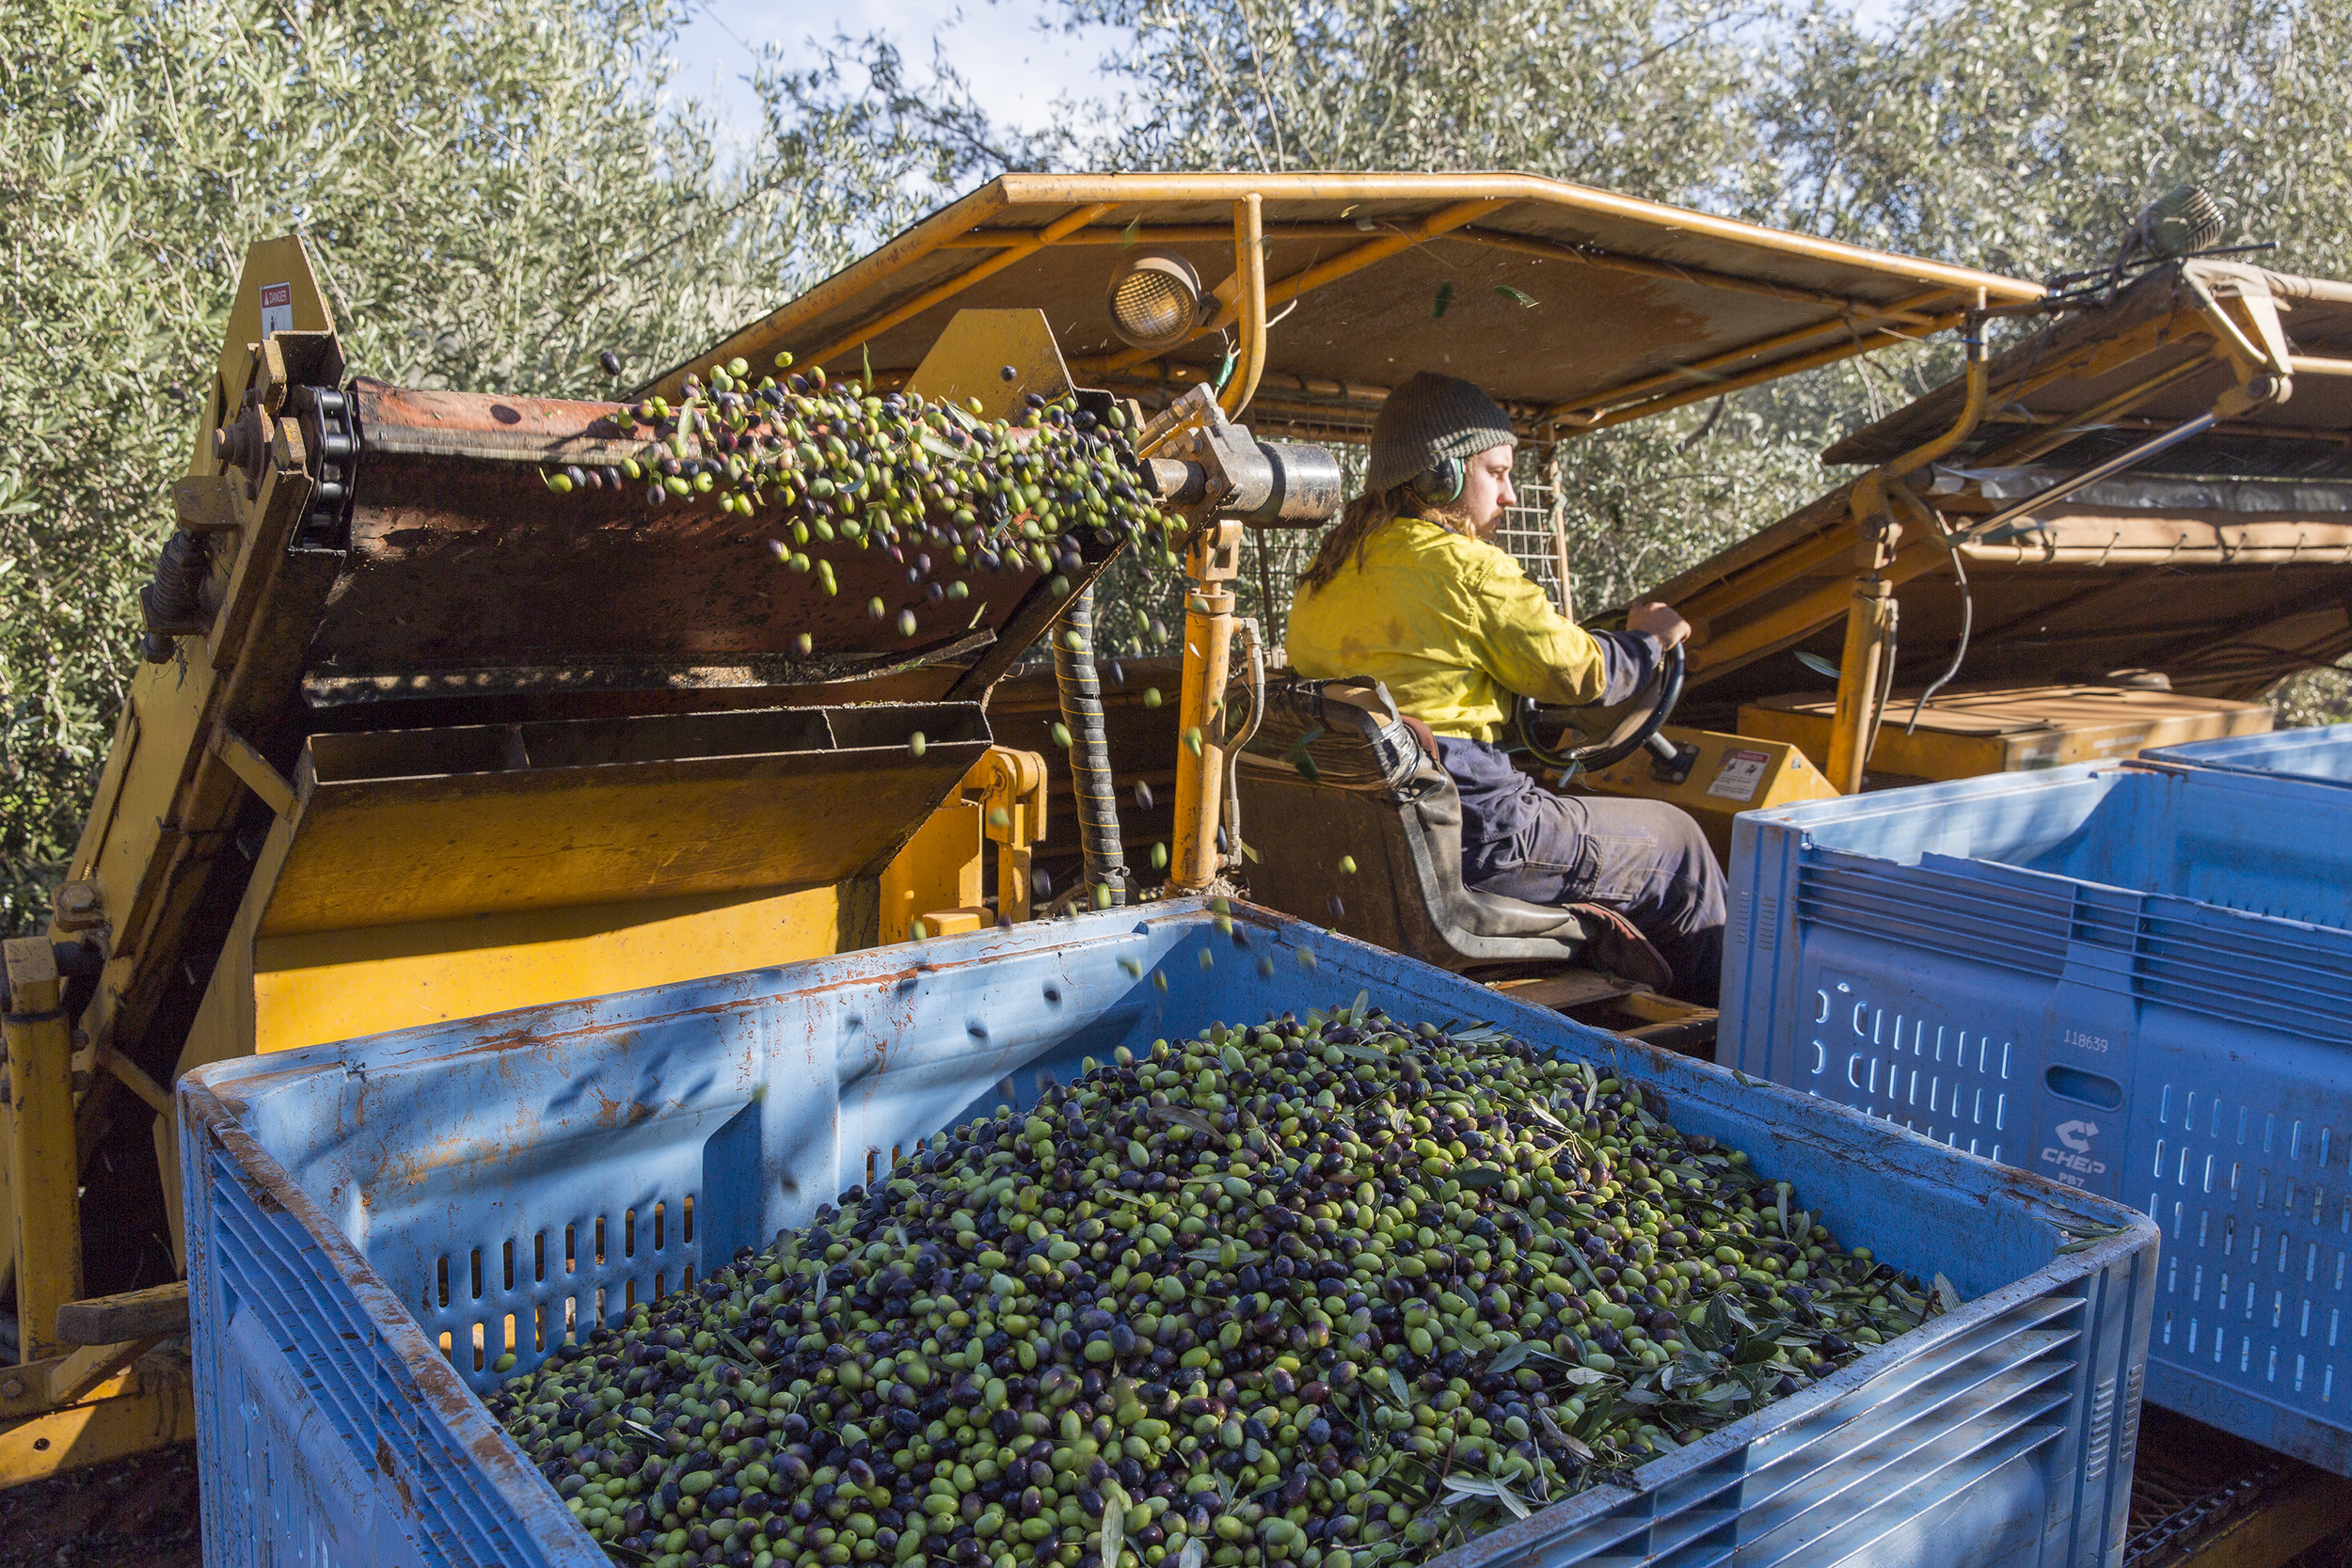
xmin=1706 ymin=749 xmax=1771 ymax=801
xmin=259 ymin=282 xmax=294 ymax=340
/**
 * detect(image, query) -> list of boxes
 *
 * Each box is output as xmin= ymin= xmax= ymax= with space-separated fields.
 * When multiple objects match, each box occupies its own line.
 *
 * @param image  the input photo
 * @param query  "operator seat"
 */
xmin=1232 ymin=678 xmax=1671 ymax=987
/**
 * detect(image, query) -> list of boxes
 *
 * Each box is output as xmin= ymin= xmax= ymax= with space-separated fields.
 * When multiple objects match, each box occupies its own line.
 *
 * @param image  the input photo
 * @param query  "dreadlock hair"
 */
xmin=1295 ymin=482 xmax=1479 ymax=595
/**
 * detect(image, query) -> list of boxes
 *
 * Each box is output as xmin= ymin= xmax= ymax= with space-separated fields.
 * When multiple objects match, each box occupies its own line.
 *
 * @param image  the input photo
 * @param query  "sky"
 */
xmin=670 ymin=0 xmax=1911 ymax=165
xmin=670 ymin=0 xmax=1125 ymax=156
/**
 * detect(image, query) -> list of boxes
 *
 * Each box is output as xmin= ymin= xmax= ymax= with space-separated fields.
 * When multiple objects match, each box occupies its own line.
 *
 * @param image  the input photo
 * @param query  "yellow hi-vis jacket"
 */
xmin=1283 ymin=516 xmax=1622 ymax=743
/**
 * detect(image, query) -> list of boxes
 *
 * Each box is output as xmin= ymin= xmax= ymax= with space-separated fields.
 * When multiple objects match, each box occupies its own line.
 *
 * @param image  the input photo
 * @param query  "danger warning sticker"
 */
xmin=260 ymin=282 xmax=294 ymax=341
xmin=1706 ymin=749 xmax=1771 ymax=801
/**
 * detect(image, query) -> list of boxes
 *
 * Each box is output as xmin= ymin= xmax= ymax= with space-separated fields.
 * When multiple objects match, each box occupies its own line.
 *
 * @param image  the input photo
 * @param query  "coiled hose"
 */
xmin=1053 ymin=585 xmax=1129 ymax=905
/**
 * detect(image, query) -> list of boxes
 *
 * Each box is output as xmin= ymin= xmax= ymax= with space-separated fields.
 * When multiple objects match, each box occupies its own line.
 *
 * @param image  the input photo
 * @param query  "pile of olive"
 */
xmin=544 ymin=356 xmax=1182 ymax=644
xmin=488 ymin=1002 xmax=1940 ymax=1568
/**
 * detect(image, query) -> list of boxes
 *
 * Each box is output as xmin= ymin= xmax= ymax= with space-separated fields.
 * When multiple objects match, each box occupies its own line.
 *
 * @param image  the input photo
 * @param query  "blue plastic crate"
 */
xmin=1723 ymin=762 xmax=2352 ymax=1473
xmin=2145 ymin=721 xmax=2352 ymax=789
xmin=182 ymin=897 xmax=2154 ymax=1568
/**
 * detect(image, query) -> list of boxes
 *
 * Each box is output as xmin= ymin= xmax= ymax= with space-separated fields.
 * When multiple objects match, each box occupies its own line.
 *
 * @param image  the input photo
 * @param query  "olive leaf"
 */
xmin=1485 ymin=1339 xmax=1536 ymax=1376
xmin=1493 ymin=284 xmax=1539 ymax=309
xmin=1536 ymin=1407 xmax=1595 ymax=1463
xmin=1520 ymin=1099 xmax=1569 ymax=1132
xmin=1150 ymin=1105 xmax=1221 ymax=1138
xmin=1794 ymin=650 xmax=1842 ymax=679
xmin=1101 ymin=1477 xmax=1129 ymax=1568
xmin=1932 ymin=1273 xmax=1963 ymax=1315
xmin=1570 ymin=1392 xmax=1617 ymax=1439
xmin=1438 ymin=1476 xmax=1531 ymax=1520
xmin=1706 ymin=1292 xmax=1757 ymax=1341
xmin=714 ymin=1328 xmax=766 ymax=1370
xmin=1455 ymin=1165 xmax=1508 ymax=1189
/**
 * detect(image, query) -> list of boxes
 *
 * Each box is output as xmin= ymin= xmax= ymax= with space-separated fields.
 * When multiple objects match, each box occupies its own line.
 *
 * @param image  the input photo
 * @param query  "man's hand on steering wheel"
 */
xmin=1512 ymin=601 xmax=1692 ymax=774
xmin=1626 ymin=600 xmax=1692 ymax=650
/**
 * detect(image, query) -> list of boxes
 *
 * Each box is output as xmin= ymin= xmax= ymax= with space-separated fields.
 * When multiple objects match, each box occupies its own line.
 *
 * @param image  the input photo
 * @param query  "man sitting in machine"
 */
xmin=1284 ymin=372 xmax=1724 ymax=1002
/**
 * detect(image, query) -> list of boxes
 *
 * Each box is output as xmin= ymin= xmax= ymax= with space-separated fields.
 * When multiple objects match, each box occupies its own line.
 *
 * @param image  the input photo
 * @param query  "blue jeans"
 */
xmin=1438 ymin=736 xmax=1725 ymax=1003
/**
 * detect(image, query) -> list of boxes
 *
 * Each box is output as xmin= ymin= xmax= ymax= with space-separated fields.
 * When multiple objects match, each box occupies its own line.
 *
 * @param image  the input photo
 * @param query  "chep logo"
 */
xmin=2041 ymin=1119 xmax=2106 ymax=1182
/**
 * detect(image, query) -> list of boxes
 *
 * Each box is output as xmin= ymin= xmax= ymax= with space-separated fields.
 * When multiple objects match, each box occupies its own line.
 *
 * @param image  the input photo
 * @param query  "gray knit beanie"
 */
xmin=1364 ymin=372 xmax=1518 ymax=495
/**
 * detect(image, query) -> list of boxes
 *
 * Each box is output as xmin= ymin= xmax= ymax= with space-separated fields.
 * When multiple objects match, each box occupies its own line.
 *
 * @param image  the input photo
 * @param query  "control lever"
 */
xmin=1643 ymin=730 xmax=1699 ymax=786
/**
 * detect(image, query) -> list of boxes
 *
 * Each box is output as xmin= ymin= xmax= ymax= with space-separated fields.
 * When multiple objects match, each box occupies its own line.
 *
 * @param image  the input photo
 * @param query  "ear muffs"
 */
xmin=1410 ymin=455 xmax=1465 ymax=508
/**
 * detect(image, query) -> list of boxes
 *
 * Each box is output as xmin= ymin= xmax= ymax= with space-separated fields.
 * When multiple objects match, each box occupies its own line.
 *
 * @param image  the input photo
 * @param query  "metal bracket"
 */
xmin=1646 ymin=735 xmax=1701 ymax=785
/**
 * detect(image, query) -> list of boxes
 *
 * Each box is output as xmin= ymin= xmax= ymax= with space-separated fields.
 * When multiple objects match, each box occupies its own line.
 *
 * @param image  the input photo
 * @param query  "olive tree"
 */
xmin=0 ymin=0 xmax=953 ymax=933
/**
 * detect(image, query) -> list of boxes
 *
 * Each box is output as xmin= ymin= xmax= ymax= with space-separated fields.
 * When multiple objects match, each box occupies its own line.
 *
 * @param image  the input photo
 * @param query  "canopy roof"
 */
xmin=1649 ymin=261 xmax=2352 ymax=712
xmin=652 ymin=172 xmax=2037 ymax=439
xmin=1828 ymin=261 xmax=2352 ymax=482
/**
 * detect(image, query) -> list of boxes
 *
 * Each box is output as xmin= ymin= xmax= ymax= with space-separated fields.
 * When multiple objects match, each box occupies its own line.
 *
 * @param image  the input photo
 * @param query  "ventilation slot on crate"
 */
xmin=423 ymin=1191 xmax=700 ymax=1387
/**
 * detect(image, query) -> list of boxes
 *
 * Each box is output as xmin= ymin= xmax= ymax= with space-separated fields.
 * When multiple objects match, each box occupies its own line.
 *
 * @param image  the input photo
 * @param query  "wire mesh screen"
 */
xmin=1495 ymin=456 xmax=1569 ymax=616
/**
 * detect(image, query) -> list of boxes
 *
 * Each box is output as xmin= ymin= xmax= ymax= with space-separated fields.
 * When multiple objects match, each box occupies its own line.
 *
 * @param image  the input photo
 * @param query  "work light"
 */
xmin=1106 ymin=253 xmax=1211 ymax=352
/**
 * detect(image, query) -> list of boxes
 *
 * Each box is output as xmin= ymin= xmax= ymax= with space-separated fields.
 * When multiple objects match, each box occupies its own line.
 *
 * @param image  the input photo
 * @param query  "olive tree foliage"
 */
xmin=1756 ymin=0 xmax=2352 ymax=719
xmin=0 ymin=0 xmax=939 ymax=934
xmin=1760 ymin=0 xmax=2352 ymax=282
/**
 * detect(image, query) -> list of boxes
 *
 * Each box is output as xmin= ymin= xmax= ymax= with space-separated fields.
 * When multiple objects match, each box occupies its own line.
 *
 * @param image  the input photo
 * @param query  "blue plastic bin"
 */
xmin=182 ymin=897 xmax=2154 ymax=1568
xmin=2145 ymin=721 xmax=2352 ymax=789
xmin=1723 ymin=762 xmax=2352 ymax=1473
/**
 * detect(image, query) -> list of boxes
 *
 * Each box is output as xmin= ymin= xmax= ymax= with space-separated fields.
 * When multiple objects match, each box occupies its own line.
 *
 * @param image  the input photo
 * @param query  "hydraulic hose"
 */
xmin=1053 ymin=585 xmax=1130 ymax=906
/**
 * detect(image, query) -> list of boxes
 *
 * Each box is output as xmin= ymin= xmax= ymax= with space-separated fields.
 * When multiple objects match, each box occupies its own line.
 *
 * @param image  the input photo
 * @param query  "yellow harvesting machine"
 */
xmin=1 ymin=170 xmax=2043 ymax=1482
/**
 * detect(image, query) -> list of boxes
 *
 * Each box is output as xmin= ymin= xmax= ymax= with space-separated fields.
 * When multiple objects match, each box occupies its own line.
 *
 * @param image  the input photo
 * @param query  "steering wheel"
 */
xmin=1513 ymin=641 xmax=1687 ymax=775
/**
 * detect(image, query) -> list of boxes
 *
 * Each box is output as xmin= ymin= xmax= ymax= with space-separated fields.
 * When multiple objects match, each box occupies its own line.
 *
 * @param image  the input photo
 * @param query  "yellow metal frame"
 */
xmin=1680 ymin=275 xmax=2352 ymax=701
xmin=0 ymin=940 xmax=194 ymax=1488
xmin=1812 ymin=271 xmax=2348 ymax=787
xmin=882 ymin=747 xmax=1051 ymax=940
